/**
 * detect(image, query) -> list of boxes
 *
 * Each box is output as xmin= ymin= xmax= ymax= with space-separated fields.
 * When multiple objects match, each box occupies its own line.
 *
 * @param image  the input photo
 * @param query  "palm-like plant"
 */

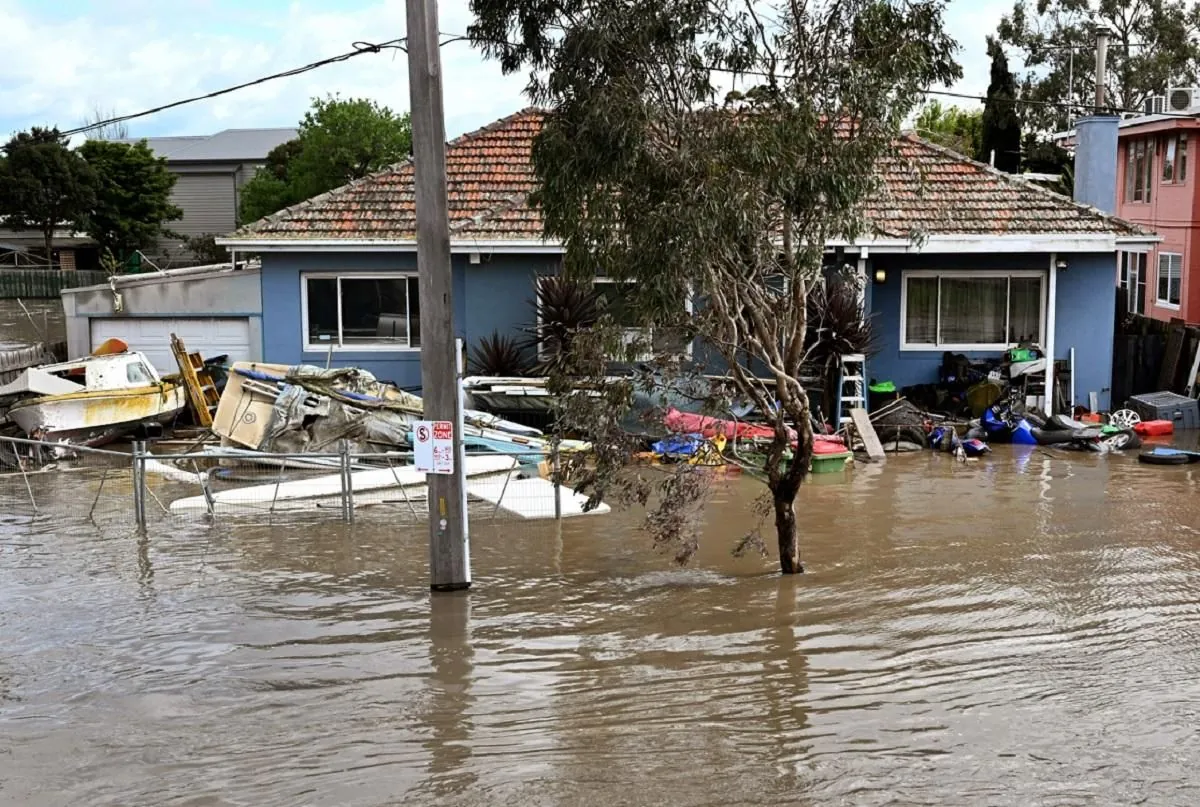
xmin=468 ymin=331 xmax=531 ymax=377
xmin=526 ymin=275 xmax=602 ymax=374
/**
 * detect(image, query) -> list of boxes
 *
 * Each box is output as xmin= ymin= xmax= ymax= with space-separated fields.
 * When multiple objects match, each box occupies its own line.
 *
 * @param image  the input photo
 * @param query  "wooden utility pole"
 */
xmin=406 ymin=0 xmax=470 ymax=591
xmin=1094 ymin=25 xmax=1110 ymax=110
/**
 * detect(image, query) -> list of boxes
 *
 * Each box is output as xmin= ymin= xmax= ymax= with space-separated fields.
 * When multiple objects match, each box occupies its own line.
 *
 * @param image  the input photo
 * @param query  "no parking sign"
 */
xmin=414 ymin=420 xmax=454 ymax=474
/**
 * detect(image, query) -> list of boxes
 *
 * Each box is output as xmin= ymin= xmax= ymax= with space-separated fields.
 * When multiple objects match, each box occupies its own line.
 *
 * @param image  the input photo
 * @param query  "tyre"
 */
xmin=1101 ymin=429 xmax=1142 ymax=451
xmin=1138 ymin=450 xmax=1191 ymax=465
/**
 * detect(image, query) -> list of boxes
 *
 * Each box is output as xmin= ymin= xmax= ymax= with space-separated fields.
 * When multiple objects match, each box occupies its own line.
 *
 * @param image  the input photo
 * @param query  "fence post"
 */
xmin=551 ymin=439 xmax=562 ymax=522
xmin=341 ymin=440 xmax=354 ymax=523
xmin=132 ymin=440 xmax=147 ymax=531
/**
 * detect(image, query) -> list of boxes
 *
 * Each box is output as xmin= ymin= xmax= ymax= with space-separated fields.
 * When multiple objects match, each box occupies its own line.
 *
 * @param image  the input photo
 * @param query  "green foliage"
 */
xmin=468 ymin=331 xmax=531 ymax=376
xmin=1022 ymin=133 xmax=1073 ymax=194
xmin=0 ymin=128 xmax=97 ymax=268
xmin=980 ymin=37 xmax=1021 ymax=173
xmin=997 ymin=0 xmax=1200 ymax=130
xmin=528 ymin=275 xmax=602 ymax=374
xmin=238 ymin=95 xmax=412 ymax=224
xmin=470 ymin=0 xmax=960 ymax=570
xmin=77 ymin=139 xmax=181 ymax=263
xmin=914 ymin=100 xmax=983 ymax=156
xmin=181 ymin=233 xmax=230 ymax=265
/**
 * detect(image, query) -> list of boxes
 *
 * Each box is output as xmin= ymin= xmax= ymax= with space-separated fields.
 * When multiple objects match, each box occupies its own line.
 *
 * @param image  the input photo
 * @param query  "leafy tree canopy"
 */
xmin=238 ymin=95 xmax=412 ymax=223
xmin=997 ymin=0 xmax=1200 ymax=131
xmin=914 ymin=100 xmax=983 ymax=157
xmin=78 ymin=139 xmax=182 ymax=263
xmin=0 ymin=128 xmax=97 ymax=268
xmin=980 ymin=36 xmax=1022 ymax=173
xmin=470 ymin=0 xmax=960 ymax=572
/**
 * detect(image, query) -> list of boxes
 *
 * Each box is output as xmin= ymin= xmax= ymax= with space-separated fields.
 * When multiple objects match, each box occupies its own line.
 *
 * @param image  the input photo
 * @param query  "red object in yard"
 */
xmin=1134 ymin=419 xmax=1174 ymax=436
xmin=663 ymin=408 xmax=797 ymax=442
xmin=812 ymin=439 xmax=847 ymax=455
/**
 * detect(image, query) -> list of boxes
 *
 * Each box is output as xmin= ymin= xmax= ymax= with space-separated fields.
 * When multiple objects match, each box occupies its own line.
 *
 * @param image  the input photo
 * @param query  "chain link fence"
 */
xmin=0 ymin=436 xmax=579 ymax=529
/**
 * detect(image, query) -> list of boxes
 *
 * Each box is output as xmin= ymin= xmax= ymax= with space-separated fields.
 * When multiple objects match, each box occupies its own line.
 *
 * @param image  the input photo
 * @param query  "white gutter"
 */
xmin=215 ymin=237 xmax=566 ymax=254
xmin=221 ymin=232 xmax=1159 ymax=255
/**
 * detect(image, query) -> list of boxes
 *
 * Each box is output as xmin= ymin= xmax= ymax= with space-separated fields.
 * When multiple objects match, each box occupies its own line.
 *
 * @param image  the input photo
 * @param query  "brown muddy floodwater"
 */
xmin=3 ymin=446 xmax=1200 ymax=806
xmin=0 ymin=298 xmax=66 ymax=350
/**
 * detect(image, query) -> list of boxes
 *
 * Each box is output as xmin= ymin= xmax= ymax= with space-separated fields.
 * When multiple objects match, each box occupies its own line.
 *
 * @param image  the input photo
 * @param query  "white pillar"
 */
xmin=1045 ymin=253 xmax=1058 ymax=414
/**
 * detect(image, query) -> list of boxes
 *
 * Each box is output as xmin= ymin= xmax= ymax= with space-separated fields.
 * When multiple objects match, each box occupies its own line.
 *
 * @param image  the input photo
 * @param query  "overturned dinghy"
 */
xmin=168 ymin=453 xmax=610 ymax=519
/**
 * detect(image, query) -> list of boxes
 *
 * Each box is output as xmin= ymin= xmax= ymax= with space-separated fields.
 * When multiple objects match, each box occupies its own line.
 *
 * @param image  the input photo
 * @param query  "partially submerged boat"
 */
xmin=0 ymin=350 xmax=186 ymax=446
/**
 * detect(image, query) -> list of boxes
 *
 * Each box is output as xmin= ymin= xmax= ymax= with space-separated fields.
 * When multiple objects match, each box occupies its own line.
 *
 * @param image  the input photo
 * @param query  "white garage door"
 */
xmin=89 ymin=317 xmax=253 ymax=375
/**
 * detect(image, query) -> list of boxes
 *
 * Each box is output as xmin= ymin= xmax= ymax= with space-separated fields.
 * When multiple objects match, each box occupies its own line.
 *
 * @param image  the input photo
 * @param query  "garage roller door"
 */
xmin=89 ymin=317 xmax=253 ymax=375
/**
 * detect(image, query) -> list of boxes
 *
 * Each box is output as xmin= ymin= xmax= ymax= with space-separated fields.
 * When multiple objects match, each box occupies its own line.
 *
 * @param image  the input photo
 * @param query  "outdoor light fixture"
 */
xmin=1055 ymin=258 xmax=1069 ymax=270
xmin=874 ymin=267 xmax=887 ymax=283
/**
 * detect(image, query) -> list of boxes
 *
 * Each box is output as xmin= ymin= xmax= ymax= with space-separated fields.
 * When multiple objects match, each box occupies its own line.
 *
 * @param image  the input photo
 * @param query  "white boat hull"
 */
xmin=8 ymin=385 xmax=187 ymax=446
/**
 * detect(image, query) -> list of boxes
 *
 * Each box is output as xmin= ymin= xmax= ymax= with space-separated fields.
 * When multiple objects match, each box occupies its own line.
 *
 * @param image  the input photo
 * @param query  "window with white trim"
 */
xmin=1163 ymin=134 xmax=1188 ymax=184
xmin=1156 ymin=253 xmax=1182 ymax=308
xmin=302 ymin=273 xmax=421 ymax=350
xmin=1119 ymin=251 xmax=1147 ymax=314
xmin=901 ymin=271 xmax=1044 ymax=350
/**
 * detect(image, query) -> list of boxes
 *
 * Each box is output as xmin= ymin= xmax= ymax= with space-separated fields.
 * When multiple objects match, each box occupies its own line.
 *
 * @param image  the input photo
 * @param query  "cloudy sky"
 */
xmin=0 ymin=0 xmax=1013 ymax=142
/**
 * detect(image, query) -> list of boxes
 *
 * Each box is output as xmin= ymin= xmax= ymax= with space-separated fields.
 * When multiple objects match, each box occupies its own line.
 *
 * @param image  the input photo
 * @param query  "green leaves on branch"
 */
xmin=469 ymin=0 xmax=960 ymax=570
xmin=997 ymin=0 xmax=1200 ymax=130
xmin=77 ymin=139 xmax=181 ymax=261
xmin=238 ymin=95 xmax=412 ymax=224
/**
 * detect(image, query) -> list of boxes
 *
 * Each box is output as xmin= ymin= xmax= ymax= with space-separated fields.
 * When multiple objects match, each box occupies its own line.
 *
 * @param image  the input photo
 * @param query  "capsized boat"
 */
xmin=0 ymin=351 xmax=187 ymax=446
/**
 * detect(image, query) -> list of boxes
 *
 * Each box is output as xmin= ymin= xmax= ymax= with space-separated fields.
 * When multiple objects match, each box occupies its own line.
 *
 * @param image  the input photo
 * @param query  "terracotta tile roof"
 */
xmin=231 ymin=109 xmax=1149 ymax=243
xmin=869 ymin=135 xmax=1147 ymax=238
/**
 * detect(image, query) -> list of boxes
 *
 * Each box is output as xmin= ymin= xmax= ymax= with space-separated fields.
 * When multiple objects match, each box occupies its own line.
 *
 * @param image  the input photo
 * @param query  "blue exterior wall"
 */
xmin=259 ymin=251 xmax=557 ymax=390
xmin=867 ymin=251 xmax=1117 ymax=410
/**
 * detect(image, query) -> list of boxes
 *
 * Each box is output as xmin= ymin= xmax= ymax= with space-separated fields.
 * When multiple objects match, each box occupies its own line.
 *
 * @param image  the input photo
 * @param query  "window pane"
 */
xmin=904 ymin=277 xmax=938 ymax=344
xmin=1158 ymin=255 xmax=1172 ymax=303
xmin=1008 ymin=277 xmax=1041 ymax=343
xmin=340 ymin=277 xmax=409 ymax=345
xmin=407 ymin=277 xmax=421 ymax=347
xmin=306 ymin=277 xmax=339 ymax=344
xmin=1181 ymin=136 xmax=1188 ymax=182
xmin=940 ymin=277 xmax=1006 ymax=345
xmin=1165 ymin=137 xmax=1177 ymax=182
xmin=1119 ymin=252 xmax=1129 ymax=288
xmin=595 ymin=281 xmax=640 ymax=328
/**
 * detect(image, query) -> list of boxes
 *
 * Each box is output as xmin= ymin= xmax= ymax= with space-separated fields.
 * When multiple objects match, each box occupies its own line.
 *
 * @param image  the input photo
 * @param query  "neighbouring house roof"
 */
xmin=116 ymin=128 xmax=298 ymax=163
xmin=224 ymin=108 xmax=1151 ymax=247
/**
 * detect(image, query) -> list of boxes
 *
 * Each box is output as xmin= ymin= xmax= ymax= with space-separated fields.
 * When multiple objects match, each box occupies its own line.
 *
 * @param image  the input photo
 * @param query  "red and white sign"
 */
xmin=414 ymin=419 xmax=454 ymax=474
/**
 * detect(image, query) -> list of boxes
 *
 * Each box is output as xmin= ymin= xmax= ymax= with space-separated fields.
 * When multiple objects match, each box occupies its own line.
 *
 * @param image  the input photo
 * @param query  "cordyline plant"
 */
xmin=470 ymin=0 xmax=960 ymax=574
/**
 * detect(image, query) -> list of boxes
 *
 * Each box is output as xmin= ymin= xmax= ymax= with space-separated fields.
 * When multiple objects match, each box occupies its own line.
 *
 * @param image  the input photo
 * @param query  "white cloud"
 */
xmin=0 ymin=0 xmax=1000 ymax=141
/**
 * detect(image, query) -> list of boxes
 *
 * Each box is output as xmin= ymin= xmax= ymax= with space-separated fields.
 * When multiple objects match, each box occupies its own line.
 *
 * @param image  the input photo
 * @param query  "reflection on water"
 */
xmin=0 ymin=298 xmax=66 ymax=349
xmin=3 ymin=448 xmax=1200 ymax=806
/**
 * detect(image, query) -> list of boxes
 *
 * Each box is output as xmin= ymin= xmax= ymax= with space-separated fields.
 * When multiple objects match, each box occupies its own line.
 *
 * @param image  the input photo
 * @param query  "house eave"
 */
xmin=215 ymin=237 xmax=566 ymax=254
xmin=830 ymin=233 xmax=1160 ymax=254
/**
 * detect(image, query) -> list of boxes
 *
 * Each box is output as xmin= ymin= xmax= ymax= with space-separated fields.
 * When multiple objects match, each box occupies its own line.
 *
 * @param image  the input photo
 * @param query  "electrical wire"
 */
xmin=60 ymin=38 xmax=408 ymax=138
xmin=54 ymin=28 xmax=1200 ymax=140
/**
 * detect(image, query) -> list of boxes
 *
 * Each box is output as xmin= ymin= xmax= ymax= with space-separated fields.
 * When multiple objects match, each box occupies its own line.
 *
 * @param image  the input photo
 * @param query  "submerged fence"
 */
xmin=0 ymin=435 xmax=571 ymax=529
xmin=0 ymin=269 xmax=109 ymax=298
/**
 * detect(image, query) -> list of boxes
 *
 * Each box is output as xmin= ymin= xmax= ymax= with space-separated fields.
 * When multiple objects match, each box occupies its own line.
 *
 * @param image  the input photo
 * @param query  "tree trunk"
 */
xmin=773 ymin=478 xmax=803 ymax=574
xmin=42 ymin=229 xmax=54 ymax=271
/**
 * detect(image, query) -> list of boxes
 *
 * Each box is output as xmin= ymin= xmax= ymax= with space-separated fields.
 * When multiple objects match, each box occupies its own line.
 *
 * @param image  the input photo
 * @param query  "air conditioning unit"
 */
xmin=1166 ymin=87 xmax=1200 ymax=112
xmin=1145 ymin=95 xmax=1166 ymax=115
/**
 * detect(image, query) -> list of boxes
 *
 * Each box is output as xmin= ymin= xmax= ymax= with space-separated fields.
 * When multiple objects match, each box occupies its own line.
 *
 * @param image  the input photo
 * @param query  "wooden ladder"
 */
xmin=170 ymin=333 xmax=220 ymax=427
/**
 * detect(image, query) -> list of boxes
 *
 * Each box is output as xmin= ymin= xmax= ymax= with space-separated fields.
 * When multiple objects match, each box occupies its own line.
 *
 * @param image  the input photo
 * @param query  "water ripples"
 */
xmin=3 ymin=449 xmax=1200 ymax=805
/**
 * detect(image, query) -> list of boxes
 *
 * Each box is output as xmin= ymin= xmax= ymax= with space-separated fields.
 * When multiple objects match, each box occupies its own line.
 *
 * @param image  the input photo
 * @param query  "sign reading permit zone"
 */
xmin=414 ymin=420 xmax=454 ymax=474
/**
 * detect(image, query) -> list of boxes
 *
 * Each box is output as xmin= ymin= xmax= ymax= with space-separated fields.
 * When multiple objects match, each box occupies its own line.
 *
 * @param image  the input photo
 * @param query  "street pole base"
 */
xmin=431 ymin=582 xmax=472 ymax=593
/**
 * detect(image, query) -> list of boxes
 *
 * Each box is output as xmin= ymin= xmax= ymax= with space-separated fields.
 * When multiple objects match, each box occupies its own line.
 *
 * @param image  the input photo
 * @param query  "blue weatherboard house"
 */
xmin=220 ymin=111 xmax=1155 ymax=411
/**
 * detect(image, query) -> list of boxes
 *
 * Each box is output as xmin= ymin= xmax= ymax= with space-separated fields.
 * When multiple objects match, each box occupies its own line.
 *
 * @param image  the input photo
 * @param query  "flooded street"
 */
xmin=3 ymin=447 xmax=1200 ymax=805
xmin=0 ymin=298 xmax=66 ymax=349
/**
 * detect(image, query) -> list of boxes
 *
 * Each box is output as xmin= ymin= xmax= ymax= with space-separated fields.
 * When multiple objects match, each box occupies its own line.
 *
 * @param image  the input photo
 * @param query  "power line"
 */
xmin=60 ymin=38 xmax=409 ymax=138
xmin=53 ymin=28 xmax=1200 ymax=140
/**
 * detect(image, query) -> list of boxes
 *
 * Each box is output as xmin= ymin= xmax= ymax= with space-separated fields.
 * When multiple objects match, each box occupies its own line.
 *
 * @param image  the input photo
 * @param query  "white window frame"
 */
xmin=1156 ymin=252 xmax=1183 ymax=310
xmin=533 ymin=275 xmax=695 ymax=362
xmin=899 ymin=269 xmax=1047 ymax=352
xmin=300 ymin=272 xmax=421 ymax=353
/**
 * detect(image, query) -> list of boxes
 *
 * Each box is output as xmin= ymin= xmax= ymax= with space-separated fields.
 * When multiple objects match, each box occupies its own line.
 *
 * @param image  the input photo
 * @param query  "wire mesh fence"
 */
xmin=0 ymin=436 xmax=578 ymax=529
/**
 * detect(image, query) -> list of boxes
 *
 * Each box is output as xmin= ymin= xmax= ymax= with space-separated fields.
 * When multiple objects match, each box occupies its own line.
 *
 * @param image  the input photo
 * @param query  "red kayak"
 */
xmin=661 ymin=408 xmax=843 ymax=448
